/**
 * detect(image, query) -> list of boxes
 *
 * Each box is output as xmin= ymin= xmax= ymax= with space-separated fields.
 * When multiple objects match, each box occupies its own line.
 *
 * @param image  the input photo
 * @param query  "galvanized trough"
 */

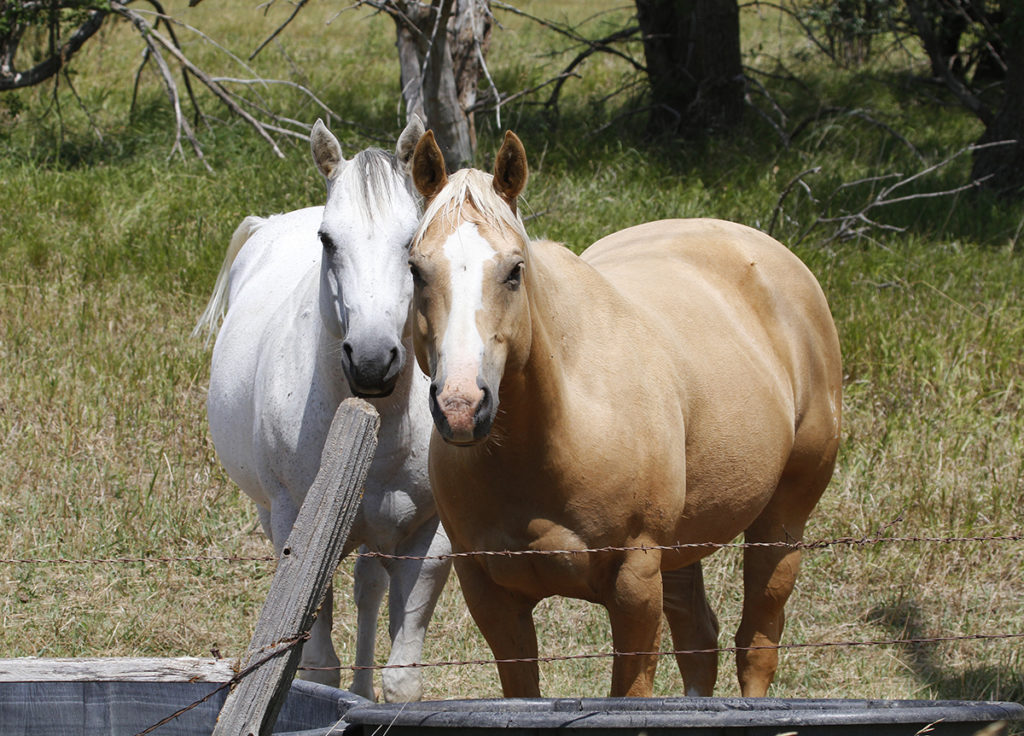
xmin=0 ymin=657 xmax=363 ymax=736
xmin=2 ymin=658 xmax=1021 ymax=736
xmin=342 ymin=694 xmax=1024 ymax=736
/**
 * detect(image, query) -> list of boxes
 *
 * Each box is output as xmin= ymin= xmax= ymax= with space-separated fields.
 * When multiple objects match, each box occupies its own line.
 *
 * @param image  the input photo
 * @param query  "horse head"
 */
xmin=310 ymin=116 xmax=424 ymax=397
xmin=408 ymin=130 xmax=530 ymax=445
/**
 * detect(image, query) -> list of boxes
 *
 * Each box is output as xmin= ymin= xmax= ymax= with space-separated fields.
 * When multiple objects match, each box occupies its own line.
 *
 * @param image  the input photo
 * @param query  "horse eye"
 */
xmin=409 ymin=261 xmax=426 ymax=287
xmin=505 ymin=262 xmax=523 ymax=290
xmin=319 ymin=232 xmax=336 ymax=253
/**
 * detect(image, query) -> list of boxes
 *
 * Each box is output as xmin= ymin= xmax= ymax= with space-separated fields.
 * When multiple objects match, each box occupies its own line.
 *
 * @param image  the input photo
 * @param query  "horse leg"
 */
xmin=662 ymin=562 xmax=720 ymax=696
xmin=735 ymin=472 xmax=824 ymax=697
xmin=264 ymin=493 xmax=342 ymax=687
xmin=381 ymin=517 xmax=452 ymax=702
xmin=606 ymin=548 xmax=664 ymax=697
xmin=454 ymin=558 xmax=540 ymax=697
xmin=351 ymin=549 xmax=388 ymax=700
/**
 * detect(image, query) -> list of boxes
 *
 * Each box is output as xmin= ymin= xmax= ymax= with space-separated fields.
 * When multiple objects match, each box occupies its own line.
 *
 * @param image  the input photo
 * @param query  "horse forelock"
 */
xmin=330 ymin=147 xmax=417 ymax=227
xmin=413 ymin=168 xmax=529 ymax=251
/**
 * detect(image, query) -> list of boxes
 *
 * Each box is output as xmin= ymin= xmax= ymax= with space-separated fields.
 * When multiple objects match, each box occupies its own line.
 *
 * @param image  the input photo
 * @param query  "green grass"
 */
xmin=1 ymin=0 xmax=1021 ymax=713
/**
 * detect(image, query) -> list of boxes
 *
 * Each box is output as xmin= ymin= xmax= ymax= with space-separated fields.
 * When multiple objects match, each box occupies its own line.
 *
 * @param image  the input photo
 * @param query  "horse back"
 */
xmin=583 ymin=218 xmax=842 ymax=538
xmin=206 ymin=207 xmax=325 ymax=507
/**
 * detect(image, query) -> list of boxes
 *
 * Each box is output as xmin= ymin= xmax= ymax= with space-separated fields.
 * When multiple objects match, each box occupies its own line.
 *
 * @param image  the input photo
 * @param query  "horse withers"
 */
xmin=406 ymin=130 xmax=842 ymax=698
xmin=193 ymin=118 xmax=451 ymax=702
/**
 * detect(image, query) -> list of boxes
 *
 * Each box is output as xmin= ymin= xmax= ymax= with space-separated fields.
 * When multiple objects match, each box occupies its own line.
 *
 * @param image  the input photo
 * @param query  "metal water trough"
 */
xmin=342 ymin=695 xmax=1024 ymax=736
xmin=0 ymin=657 xmax=365 ymax=736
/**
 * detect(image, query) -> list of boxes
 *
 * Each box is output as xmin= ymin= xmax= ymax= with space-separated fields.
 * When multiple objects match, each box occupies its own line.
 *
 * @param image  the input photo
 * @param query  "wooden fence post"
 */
xmin=212 ymin=398 xmax=380 ymax=736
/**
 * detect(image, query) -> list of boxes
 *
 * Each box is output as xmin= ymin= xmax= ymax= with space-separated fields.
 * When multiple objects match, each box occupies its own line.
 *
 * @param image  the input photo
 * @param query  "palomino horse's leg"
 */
xmin=454 ymin=558 xmax=541 ymax=697
xmin=662 ymin=562 xmax=720 ymax=696
xmin=380 ymin=517 xmax=452 ymax=702
xmin=351 ymin=550 xmax=388 ymax=700
xmin=605 ymin=548 xmax=664 ymax=697
xmin=735 ymin=471 xmax=827 ymax=697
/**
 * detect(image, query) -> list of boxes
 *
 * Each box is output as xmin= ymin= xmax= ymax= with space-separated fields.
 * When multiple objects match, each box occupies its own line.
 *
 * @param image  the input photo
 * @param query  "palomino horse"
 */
xmin=407 ymin=130 xmax=842 ymax=698
xmin=193 ymin=118 xmax=451 ymax=702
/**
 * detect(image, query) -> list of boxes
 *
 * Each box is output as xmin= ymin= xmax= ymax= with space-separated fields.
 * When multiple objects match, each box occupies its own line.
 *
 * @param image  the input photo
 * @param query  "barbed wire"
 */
xmin=132 ymin=632 xmax=309 ymax=736
xmin=2 ymin=532 xmax=1019 ymax=566
xmin=297 ymin=632 xmax=1024 ymax=674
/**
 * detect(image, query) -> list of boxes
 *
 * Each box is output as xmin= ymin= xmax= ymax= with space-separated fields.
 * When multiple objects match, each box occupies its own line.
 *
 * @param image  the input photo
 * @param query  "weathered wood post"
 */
xmin=212 ymin=398 xmax=380 ymax=736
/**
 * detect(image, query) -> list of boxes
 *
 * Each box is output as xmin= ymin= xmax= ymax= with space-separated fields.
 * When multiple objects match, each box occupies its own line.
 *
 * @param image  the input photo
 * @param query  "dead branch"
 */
xmin=767 ymin=166 xmax=821 ymax=237
xmin=779 ymin=141 xmax=1017 ymax=247
xmin=0 ymin=8 xmax=107 ymax=91
xmin=117 ymin=3 xmax=208 ymax=168
xmin=544 ymin=25 xmax=641 ymax=113
xmin=111 ymin=1 xmax=286 ymax=160
xmin=249 ymin=0 xmax=311 ymax=60
xmin=465 ymin=71 xmax=578 ymax=114
xmin=492 ymin=1 xmax=644 ymax=74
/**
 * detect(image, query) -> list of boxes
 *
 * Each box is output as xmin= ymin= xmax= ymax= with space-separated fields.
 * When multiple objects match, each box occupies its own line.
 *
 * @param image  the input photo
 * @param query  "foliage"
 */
xmin=795 ymin=0 xmax=900 ymax=65
xmin=0 ymin=0 xmax=109 ymax=37
xmin=0 ymin=0 xmax=1021 ymax=709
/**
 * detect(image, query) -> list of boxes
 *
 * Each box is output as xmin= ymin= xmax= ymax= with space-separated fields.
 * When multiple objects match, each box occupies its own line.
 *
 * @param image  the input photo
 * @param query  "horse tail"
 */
xmin=191 ymin=216 xmax=267 ymax=346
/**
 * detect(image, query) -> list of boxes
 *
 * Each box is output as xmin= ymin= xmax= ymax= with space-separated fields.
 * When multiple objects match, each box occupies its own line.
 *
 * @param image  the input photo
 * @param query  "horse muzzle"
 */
xmin=429 ymin=377 xmax=496 ymax=445
xmin=341 ymin=337 xmax=404 ymax=397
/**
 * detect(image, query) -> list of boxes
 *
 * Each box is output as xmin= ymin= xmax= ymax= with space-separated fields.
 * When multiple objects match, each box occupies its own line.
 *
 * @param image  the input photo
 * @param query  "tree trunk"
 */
xmin=450 ymin=0 xmax=492 ymax=153
xmin=634 ymin=0 xmax=743 ymax=136
xmin=393 ymin=0 xmax=487 ymax=171
xmin=970 ymin=2 xmax=1024 ymax=193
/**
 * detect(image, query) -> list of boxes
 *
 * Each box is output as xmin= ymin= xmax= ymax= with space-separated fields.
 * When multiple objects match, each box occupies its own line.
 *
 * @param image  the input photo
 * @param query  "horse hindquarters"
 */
xmin=734 ymin=449 xmax=837 ymax=696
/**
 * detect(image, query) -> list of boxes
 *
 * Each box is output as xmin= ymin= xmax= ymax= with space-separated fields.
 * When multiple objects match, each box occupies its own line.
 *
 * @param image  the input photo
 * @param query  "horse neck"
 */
xmin=496 ymin=240 xmax=609 ymax=439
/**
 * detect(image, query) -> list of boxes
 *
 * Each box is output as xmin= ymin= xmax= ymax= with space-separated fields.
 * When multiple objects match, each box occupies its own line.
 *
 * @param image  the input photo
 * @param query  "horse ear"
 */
xmin=493 ymin=131 xmax=528 ymax=212
xmin=412 ymin=130 xmax=448 ymax=200
xmin=311 ymin=118 xmax=345 ymax=181
xmin=396 ymin=114 xmax=426 ymax=174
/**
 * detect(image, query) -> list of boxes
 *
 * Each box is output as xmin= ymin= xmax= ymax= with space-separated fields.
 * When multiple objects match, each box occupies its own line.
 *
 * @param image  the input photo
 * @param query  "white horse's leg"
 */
xmin=351 ymin=547 xmax=388 ymax=700
xmin=381 ymin=517 xmax=452 ymax=703
xmin=662 ymin=562 xmax=720 ymax=696
xmin=301 ymin=582 xmax=342 ymax=687
xmin=263 ymin=492 xmax=343 ymax=687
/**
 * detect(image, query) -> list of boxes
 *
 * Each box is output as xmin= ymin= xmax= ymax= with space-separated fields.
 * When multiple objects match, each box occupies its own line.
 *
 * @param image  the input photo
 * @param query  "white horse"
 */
xmin=193 ymin=117 xmax=451 ymax=702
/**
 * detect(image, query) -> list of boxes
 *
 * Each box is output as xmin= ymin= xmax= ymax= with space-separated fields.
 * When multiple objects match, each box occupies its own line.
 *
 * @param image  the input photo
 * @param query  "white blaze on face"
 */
xmin=438 ymin=221 xmax=495 ymax=408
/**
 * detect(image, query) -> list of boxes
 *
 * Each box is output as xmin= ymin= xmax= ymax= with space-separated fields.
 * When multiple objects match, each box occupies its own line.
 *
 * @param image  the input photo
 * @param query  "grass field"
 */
xmin=1 ymin=0 xmax=1021 ymax=711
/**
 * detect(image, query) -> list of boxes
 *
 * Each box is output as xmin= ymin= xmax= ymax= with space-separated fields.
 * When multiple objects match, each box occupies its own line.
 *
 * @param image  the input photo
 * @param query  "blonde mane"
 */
xmin=413 ymin=168 xmax=530 ymax=248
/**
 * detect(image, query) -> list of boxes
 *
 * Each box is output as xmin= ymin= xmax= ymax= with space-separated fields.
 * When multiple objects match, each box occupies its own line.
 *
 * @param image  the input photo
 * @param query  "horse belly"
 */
xmin=469 ymin=521 xmax=609 ymax=603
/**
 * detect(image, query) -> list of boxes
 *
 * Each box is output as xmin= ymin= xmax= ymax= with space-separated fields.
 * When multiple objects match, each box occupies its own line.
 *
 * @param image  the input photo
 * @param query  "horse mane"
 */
xmin=336 ymin=147 xmax=416 ymax=227
xmin=413 ymin=168 xmax=530 ymax=248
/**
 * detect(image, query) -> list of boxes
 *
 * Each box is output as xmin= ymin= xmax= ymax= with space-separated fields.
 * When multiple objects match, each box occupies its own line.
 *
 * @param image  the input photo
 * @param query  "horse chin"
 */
xmin=350 ymin=384 xmax=396 ymax=399
xmin=345 ymin=372 xmax=399 ymax=399
xmin=430 ymin=401 xmax=494 ymax=447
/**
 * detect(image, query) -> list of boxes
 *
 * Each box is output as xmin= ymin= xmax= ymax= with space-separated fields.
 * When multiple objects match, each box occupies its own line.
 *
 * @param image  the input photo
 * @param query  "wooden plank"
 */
xmin=0 ymin=657 xmax=236 ymax=682
xmin=212 ymin=398 xmax=380 ymax=736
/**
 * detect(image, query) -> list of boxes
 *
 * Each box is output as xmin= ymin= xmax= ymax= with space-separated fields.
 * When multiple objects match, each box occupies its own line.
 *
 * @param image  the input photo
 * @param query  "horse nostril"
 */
xmin=342 ymin=341 xmax=354 ymax=362
xmin=476 ymin=384 xmax=492 ymax=418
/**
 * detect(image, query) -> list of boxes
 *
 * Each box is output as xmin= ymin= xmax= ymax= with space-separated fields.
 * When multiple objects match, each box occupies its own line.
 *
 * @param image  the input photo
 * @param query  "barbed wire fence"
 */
xmin=2 ymin=530 xmax=1020 ymax=734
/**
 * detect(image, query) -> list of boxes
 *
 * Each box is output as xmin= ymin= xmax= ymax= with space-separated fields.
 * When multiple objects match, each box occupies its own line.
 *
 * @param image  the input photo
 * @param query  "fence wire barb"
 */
xmin=2 ymin=533 xmax=1020 ymax=566
xmin=296 ymin=632 xmax=1024 ymax=674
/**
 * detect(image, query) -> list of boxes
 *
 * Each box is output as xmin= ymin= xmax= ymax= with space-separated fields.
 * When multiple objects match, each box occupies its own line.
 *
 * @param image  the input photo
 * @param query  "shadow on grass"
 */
xmin=867 ymin=599 xmax=1024 ymax=706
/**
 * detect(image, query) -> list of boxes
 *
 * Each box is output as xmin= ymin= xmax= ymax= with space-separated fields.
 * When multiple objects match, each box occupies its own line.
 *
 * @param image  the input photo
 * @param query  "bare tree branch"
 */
xmin=786 ymin=141 xmax=1017 ymax=247
xmin=492 ymin=1 xmax=644 ymax=74
xmin=111 ymin=1 xmax=286 ymax=159
xmin=249 ymin=0 xmax=311 ymax=60
xmin=767 ymin=166 xmax=821 ymax=237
